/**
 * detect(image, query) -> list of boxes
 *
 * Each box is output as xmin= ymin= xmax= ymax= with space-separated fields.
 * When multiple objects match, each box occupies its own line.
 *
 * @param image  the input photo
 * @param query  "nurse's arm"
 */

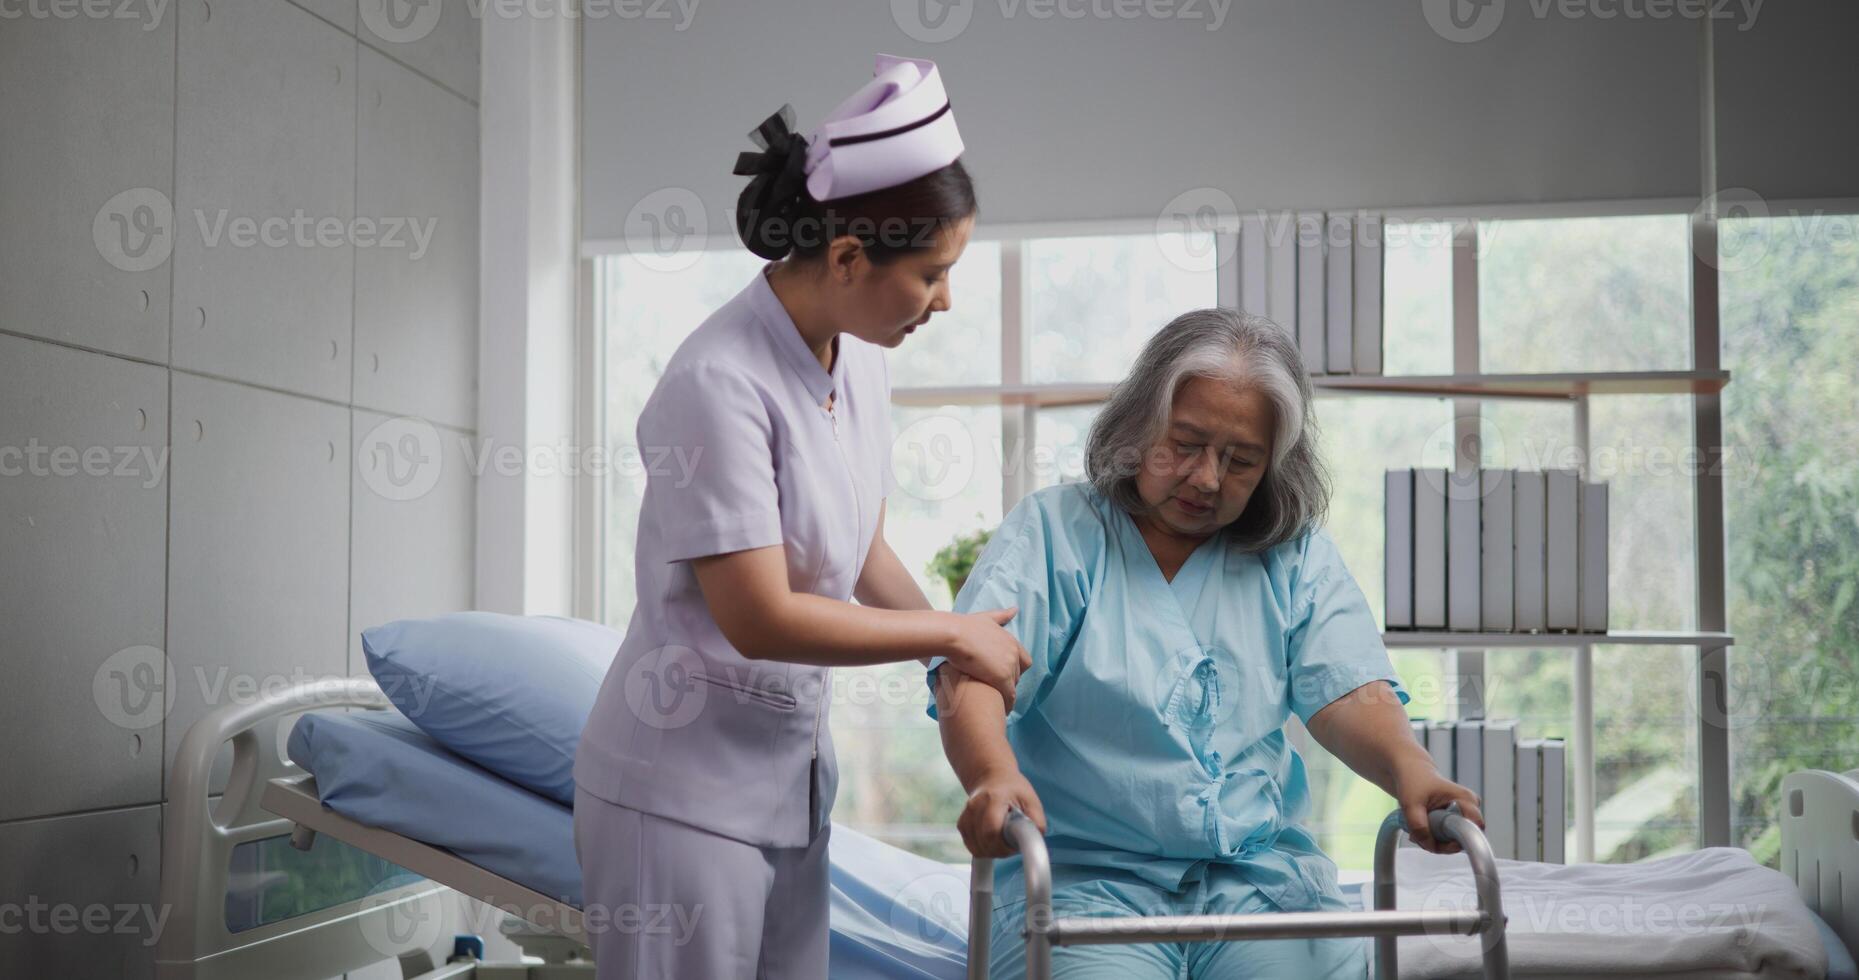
xmin=691 ymin=546 xmax=1030 ymax=706
xmin=851 ymin=502 xmax=940 ymax=666
xmin=1305 ymin=680 xmax=1484 ymax=855
xmin=933 ymin=667 xmax=1047 ymax=856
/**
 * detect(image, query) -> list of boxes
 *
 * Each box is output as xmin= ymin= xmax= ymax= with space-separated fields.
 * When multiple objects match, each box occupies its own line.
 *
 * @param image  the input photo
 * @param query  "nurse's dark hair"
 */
xmin=734 ymin=159 xmax=977 ymax=264
xmin=1083 ymin=308 xmax=1331 ymax=553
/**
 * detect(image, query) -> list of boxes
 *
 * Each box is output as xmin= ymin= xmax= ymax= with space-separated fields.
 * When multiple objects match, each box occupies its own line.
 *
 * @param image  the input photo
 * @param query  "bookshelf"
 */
xmin=1383 ymin=630 xmax=1735 ymax=650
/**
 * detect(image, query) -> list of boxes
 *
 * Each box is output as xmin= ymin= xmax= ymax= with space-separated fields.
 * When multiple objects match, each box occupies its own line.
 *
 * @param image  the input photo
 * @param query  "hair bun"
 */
xmin=731 ymin=105 xmax=812 ymax=260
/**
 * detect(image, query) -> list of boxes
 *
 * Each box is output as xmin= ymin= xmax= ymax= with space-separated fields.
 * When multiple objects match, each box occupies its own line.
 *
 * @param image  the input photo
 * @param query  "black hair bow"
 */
xmin=732 ymin=105 xmax=812 ymax=260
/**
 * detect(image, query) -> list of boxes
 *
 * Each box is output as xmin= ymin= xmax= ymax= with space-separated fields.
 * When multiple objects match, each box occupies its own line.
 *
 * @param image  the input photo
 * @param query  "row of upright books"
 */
xmin=1385 ymin=468 xmax=1609 ymax=633
xmin=1214 ymin=211 xmax=1383 ymax=376
xmin=1409 ymin=718 xmax=1568 ymax=863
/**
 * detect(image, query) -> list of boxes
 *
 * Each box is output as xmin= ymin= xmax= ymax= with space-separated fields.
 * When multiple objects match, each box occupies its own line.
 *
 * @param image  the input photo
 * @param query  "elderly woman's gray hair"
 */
xmin=1083 ymin=307 xmax=1330 ymax=552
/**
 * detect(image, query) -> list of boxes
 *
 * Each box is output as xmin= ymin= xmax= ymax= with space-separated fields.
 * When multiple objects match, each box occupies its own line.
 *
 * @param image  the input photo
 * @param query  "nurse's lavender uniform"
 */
xmin=927 ymin=482 xmax=1408 ymax=979
xmin=570 ymin=55 xmax=966 ymax=980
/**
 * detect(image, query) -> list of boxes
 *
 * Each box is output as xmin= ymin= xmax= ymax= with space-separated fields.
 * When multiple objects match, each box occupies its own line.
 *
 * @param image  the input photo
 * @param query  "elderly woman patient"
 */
xmin=927 ymin=308 xmax=1482 ymax=979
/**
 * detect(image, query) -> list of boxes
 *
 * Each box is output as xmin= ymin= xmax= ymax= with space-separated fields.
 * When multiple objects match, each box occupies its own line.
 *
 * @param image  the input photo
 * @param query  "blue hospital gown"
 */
xmin=926 ymin=482 xmax=1408 ymax=979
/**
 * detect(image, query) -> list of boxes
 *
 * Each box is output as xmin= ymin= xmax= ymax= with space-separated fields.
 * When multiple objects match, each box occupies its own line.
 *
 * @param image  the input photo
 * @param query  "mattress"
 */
xmin=286 ymin=708 xmax=971 ymax=979
xmin=287 ymin=710 xmax=1855 ymax=980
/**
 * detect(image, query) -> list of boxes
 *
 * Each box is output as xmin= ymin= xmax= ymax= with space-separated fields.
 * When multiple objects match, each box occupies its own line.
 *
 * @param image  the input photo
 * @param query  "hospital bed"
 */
xmin=156 ymin=678 xmax=1857 ymax=979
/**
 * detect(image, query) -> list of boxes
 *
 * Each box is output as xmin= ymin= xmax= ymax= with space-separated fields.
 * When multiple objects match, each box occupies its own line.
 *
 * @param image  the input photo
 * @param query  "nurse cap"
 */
xmin=804 ymin=54 xmax=964 ymax=201
xmin=733 ymin=56 xmax=964 ymax=257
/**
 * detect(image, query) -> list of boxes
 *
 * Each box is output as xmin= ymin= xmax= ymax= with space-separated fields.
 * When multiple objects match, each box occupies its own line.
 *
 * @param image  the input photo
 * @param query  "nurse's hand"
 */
xmin=943 ymin=607 xmax=1031 ymax=711
xmin=1394 ymin=769 xmax=1485 ymax=855
xmin=959 ymin=769 xmax=1047 ymax=858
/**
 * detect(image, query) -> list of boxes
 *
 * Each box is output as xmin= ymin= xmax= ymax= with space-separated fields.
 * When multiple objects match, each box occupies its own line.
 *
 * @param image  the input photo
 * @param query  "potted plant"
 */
xmin=927 ymin=525 xmax=993 ymax=600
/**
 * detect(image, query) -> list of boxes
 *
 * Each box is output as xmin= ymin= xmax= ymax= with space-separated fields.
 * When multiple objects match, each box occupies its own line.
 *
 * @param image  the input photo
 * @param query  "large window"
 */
xmin=1720 ymin=212 xmax=1859 ymax=862
xmin=592 ymin=210 xmax=1847 ymax=866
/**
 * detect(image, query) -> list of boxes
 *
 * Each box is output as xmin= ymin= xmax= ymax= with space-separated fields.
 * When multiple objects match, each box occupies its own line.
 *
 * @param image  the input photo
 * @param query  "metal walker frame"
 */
xmin=965 ymin=805 xmax=1509 ymax=980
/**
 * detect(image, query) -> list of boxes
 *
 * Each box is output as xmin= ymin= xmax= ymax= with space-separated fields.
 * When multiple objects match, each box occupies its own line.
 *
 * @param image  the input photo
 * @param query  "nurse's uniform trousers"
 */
xmin=573 ymin=786 xmax=831 ymax=979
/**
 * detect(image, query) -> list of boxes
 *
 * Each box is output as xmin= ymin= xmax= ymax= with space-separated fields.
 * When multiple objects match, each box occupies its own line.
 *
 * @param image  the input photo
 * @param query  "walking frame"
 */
xmin=965 ymin=804 xmax=1509 ymax=980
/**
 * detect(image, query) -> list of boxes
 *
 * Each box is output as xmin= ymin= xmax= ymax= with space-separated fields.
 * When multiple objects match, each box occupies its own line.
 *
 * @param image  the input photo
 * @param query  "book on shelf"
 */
xmin=1413 ymin=469 xmax=1448 ymax=629
xmin=1481 ymin=469 xmax=1514 ymax=632
xmin=1448 ymin=471 xmax=1482 ymax=631
xmin=1513 ymin=470 xmax=1548 ymax=632
xmin=1482 ymin=719 xmax=1520 ymax=858
xmin=1240 ymin=213 xmax=1269 ymax=324
xmin=1581 ymin=480 xmax=1609 ymax=633
xmin=1352 ymin=212 xmax=1383 ymax=376
xmin=1214 ymin=231 xmax=1240 ymax=311
xmin=1385 ymin=469 xmax=1414 ymax=630
xmin=1516 ymin=735 xmax=1541 ymax=861
xmin=1324 ymin=212 xmax=1353 ymax=375
xmin=1454 ymin=719 xmax=1485 ymax=800
xmin=1546 ymin=469 xmax=1581 ymax=631
xmin=1539 ymin=738 xmax=1568 ymax=864
xmin=1424 ymin=720 xmax=1455 ymax=776
xmin=1296 ymin=211 xmax=1326 ymax=373
xmin=1267 ymin=211 xmax=1298 ymax=339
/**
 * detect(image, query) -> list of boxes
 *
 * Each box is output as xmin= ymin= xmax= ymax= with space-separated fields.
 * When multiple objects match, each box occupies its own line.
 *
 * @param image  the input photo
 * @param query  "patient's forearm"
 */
xmin=1306 ymin=681 xmax=1436 ymax=797
xmin=934 ymin=667 xmax=1019 ymax=792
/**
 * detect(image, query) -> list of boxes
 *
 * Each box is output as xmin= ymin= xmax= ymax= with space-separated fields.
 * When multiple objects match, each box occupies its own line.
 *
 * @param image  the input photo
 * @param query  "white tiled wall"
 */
xmin=0 ymin=1 xmax=479 ymax=975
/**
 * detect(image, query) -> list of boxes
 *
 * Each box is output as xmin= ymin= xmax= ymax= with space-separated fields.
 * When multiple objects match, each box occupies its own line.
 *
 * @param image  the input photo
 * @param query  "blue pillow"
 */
xmin=360 ymin=611 xmax=621 ymax=805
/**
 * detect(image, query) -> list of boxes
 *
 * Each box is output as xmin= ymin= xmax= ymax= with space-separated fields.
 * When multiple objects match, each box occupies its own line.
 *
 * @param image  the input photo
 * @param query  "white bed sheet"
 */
xmin=1390 ymin=845 xmax=1828 ymax=979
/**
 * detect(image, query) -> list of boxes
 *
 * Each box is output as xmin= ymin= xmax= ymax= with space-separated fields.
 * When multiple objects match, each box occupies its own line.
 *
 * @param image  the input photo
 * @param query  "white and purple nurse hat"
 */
xmin=733 ymin=55 xmax=964 ymax=257
xmin=804 ymin=54 xmax=964 ymax=201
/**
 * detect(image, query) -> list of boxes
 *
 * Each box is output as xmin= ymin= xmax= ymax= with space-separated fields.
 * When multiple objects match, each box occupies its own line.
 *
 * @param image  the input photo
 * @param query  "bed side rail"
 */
xmin=154 ymin=677 xmax=412 ymax=980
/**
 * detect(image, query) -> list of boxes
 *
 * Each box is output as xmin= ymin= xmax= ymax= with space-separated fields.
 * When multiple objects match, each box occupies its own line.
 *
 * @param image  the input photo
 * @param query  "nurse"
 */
xmin=572 ymin=55 xmax=1030 ymax=979
xmin=928 ymin=308 xmax=1485 ymax=979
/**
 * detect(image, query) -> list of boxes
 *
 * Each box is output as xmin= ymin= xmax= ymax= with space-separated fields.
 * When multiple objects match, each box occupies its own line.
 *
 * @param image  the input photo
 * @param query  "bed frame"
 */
xmin=154 ymin=680 xmax=1859 ymax=979
xmin=1781 ymin=767 xmax=1859 ymax=963
xmin=153 ymin=678 xmax=590 ymax=980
